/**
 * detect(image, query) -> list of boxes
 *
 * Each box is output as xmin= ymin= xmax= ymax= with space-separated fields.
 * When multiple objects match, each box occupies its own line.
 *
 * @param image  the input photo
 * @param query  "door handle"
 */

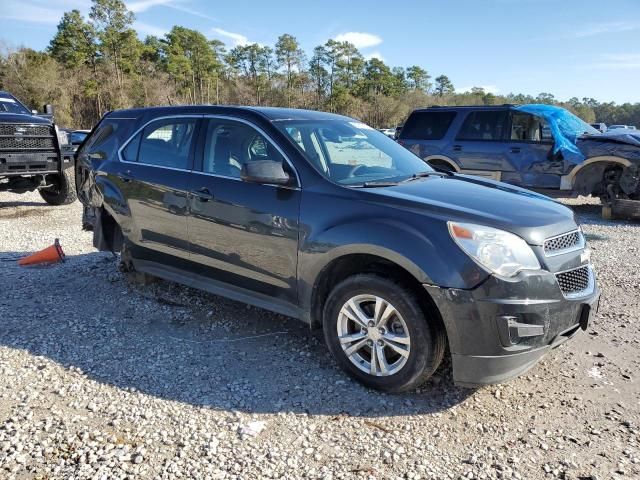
xmin=452 ymin=145 xmax=462 ymax=152
xmin=190 ymin=187 xmax=213 ymax=202
xmin=118 ymin=170 xmax=133 ymax=182
xmin=510 ymin=147 xmax=521 ymax=153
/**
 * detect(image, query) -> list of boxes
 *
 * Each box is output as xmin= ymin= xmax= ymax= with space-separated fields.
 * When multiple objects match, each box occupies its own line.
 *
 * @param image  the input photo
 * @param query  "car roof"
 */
xmin=107 ymin=105 xmax=352 ymax=123
xmin=412 ymin=104 xmax=516 ymax=112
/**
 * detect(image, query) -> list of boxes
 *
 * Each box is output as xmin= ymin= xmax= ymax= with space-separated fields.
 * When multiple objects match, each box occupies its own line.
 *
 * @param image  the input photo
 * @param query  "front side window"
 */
xmin=202 ymin=119 xmax=287 ymax=178
xmin=510 ymin=113 xmax=553 ymax=142
xmin=456 ymin=111 xmax=508 ymax=141
xmin=275 ymin=119 xmax=432 ymax=186
xmin=137 ymin=119 xmax=196 ymax=169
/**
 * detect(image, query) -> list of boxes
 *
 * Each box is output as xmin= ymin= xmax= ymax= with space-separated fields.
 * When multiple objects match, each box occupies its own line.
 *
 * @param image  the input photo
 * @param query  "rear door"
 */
xmin=186 ymin=116 xmax=301 ymax=305
xmin=446 ymin=110 xmax=511 ymax=180
xmin=118 ymin=116 xmax=200 ymax=261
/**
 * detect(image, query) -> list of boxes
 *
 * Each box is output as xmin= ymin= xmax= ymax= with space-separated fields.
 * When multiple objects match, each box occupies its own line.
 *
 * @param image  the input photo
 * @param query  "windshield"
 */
xmin=275 ymin=119 xmax=432 ymax=186
xmin=0 ymin=94 xmax=31 ymax=115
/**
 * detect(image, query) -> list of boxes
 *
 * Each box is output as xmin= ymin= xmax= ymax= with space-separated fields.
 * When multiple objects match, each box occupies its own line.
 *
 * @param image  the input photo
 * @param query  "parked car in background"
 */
xmin=76 ymin=105 xmax=599 ymax=392
xmin=608 ymin=125 xmax=637 ymax=131
xmin=590 ymin=122 xmax=607 ymax=133
xmin=398 ymin=104 xmax=640 ymax=218
xmin=378 ymin=128 xmax=396 ymax=138
xmin=68 ymin=130 xmax=90 ymax=146
xmin=60 ymin=128 xmax=90 ymax=146
xmin=0 ymin=91 xmax=76 ymax=205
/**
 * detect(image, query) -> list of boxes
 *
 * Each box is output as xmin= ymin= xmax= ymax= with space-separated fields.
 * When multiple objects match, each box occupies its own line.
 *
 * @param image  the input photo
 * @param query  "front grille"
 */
xmin=544 ymin=230 xmax=582 ymax=255
xmin=556 ymin=266 xmax=591 ymax=296
xmin=0 ymin=136 xmax=55 ymax=150
xmin=0 ymin=124 xmax=51 ymax=136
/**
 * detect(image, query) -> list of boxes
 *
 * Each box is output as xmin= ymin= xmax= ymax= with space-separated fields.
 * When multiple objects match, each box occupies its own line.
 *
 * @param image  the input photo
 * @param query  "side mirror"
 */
xmin=44 ymin=104 xmax=54 ymax=115
xmin=241 ymin=160 xmax=291 ymax=186
xmin=31 ymin=110 xmax=38 ymax=115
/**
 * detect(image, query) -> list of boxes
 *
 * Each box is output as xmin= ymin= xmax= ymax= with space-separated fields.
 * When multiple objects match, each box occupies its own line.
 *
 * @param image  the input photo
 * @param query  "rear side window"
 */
xmin=78 ymin=118 xmax=128 ymax=161
xmin=400 ymin=111 xmax=456 ymax=140
xmin=456 ymin=111 xmax=508 ymax=141
xmin=137 ymin=119 xmax=197 ymax=169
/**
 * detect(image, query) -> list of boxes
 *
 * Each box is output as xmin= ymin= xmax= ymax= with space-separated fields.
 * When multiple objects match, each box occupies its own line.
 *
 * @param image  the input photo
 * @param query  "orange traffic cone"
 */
xmin=18 ymin=238 xmax=65 ymax=266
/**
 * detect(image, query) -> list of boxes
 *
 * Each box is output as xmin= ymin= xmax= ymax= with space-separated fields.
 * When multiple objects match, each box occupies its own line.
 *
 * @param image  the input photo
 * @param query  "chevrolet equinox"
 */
xmin=76 ymin=106 xmax=600 ymax=392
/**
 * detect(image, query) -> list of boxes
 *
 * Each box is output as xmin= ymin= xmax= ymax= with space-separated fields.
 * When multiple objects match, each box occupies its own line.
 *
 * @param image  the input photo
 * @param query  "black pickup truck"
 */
xmin=0 ymin=91 xmax=76 ymax=205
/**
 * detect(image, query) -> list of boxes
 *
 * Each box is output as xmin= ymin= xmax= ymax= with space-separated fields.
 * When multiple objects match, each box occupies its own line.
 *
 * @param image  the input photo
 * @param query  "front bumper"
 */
xmin=425 ymin=266 xmax=600 ymax=387
xmin=0 ymin=151 xmax=61 ymax=176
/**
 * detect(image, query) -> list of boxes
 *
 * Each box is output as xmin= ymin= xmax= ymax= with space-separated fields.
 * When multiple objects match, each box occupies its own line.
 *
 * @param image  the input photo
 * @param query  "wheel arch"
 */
xmin=561 ymin=155 xmax=632 ymax=193
xmin=423 ymin=155 xmax=461 ymax=172
xmin=307 ymin=251 xmax=444 ymax=333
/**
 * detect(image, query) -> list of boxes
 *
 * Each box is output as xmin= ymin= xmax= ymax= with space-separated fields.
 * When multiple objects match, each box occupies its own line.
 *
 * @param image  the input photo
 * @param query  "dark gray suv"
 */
xmin=77 ymin=105 xmax=600 ymax=392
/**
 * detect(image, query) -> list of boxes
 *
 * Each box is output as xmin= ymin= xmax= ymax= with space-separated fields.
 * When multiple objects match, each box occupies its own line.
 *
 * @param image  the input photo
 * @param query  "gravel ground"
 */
xmin=0 ymin=191 xmax=639 ymax=480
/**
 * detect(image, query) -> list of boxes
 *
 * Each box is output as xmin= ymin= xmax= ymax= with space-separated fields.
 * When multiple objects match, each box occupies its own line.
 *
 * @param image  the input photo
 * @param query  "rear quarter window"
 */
xmin=78 ymin=116 xmax=137 ymax=161
xmin=399 ymin=111 xmax=456 ymax=140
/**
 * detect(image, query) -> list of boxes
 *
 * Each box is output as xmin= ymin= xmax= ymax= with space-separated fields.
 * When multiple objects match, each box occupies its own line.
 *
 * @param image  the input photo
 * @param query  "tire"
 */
xmin=427 ymin=160 xmax=456 ymax=174
xmin=611 ymin=199 xmax=640 ymax=220
xmin=323 ymin=274 xmax=446 ymax=393
xmin=119 ymin=241 xmax=155 ymax=285
xmin=39 ymin=167 xmax=77 ymax=205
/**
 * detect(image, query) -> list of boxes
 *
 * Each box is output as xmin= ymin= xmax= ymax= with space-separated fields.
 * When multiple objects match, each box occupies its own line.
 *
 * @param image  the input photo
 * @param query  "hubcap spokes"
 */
xmin=337 ymin=295 xmax=410 ymax=376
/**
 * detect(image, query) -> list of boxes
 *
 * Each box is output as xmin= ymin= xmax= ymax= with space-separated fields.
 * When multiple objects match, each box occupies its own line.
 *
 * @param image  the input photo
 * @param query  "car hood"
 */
xmin=366 ymin=174 xmax=577 ymax=246
xmin=581 ymin=131 xmax=640 ymax=147
xmin=0 ymin=113 xmax=52 ymax=125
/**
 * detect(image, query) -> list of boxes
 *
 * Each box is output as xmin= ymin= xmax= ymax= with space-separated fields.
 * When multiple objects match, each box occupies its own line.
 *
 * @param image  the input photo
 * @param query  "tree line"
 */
xmin=0 ymin=0 xmax=638 ymax=130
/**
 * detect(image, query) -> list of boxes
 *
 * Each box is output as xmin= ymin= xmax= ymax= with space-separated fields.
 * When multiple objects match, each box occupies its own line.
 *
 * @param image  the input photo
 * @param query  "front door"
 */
xmin=187 ymin=117 xmax=300 ymax=304
xmin=118 ymin=117 xmax=200 ymax=260
xmin=506 ymin=111 xmax=560 ymax=189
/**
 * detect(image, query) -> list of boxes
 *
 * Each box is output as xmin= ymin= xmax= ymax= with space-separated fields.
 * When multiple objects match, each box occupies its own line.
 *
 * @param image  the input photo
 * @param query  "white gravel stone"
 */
xmin=0 ymin=192 xmax=639 ymax=479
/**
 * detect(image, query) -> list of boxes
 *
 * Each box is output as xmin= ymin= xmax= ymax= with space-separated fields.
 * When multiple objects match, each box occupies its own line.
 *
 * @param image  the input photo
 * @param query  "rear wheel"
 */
xmin=323 ymin=274 xmax=446 ymax=392
xmin=39 ymin=167 xmax=77 ymax=205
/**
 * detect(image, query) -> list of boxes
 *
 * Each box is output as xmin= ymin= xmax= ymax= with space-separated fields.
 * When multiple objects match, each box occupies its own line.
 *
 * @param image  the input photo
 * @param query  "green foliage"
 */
xmin=164 ymin=26 xmax=223 ymax=103
xmin=1 ymin=2 xmax=638 ymax=130
xmin=49 ymin=10 xmax=97 ymax=69
xmin=434 ymin=75 xmax=454 ymax=96
xmin=406 ymin=66 xmax=431 ymax=92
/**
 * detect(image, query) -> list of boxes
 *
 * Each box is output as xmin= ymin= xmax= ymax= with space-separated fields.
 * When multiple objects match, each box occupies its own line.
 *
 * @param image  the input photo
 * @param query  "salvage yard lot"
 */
xmin=0 ymin=192 xmax=639 ymax=479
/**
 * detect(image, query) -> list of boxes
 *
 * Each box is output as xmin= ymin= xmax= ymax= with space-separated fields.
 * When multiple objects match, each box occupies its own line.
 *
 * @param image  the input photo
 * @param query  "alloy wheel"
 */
xmin=336 ymin=294 xmax=411 ymax=376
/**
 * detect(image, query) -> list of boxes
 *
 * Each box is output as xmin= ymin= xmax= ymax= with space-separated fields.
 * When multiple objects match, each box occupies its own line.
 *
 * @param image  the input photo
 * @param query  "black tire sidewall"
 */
xmin=323 ymin=274 xmax=440 ymax=393
xmin=39 ymin=167 xmax=77 ymax=205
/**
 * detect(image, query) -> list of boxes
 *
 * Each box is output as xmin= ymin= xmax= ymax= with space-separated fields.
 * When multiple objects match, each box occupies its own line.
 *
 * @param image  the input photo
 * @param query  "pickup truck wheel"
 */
xmin=39 ymin=167 xmax=77 ymax=205
xmin=323 ymin=274 xmax=446 ymax=393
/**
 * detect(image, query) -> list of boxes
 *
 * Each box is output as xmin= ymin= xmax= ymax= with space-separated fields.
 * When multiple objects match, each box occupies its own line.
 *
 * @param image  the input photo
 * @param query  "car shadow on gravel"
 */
xmin=0 ymin=251 xmax=476 ymax=418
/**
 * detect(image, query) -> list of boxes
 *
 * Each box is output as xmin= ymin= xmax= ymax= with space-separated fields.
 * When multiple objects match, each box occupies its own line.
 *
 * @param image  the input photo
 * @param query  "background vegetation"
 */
xmin=1 ymin=0 xmax=638 ymax=130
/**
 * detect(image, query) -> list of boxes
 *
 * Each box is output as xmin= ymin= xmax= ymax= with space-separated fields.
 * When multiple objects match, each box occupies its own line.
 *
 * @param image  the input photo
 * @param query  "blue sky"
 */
xmin=1 ymin=0 xmax=639 ymax=103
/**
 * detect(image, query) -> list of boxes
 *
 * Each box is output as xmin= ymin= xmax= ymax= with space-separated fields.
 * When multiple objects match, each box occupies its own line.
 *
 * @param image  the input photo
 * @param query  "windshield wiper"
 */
xmin=401 ymin=171 xmax=451 ymax=183
xmin=353 ymin=180 xmax=400 ymax=188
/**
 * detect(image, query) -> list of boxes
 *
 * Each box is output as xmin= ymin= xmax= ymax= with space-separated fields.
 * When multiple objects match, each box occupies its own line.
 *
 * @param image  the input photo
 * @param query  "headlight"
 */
xmin=448 ymin=222 xmax=540 ymax=277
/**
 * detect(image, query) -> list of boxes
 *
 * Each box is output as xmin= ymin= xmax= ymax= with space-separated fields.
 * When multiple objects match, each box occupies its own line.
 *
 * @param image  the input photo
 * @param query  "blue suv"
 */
xmin=398 ymin=104 xmax=640 ymax=216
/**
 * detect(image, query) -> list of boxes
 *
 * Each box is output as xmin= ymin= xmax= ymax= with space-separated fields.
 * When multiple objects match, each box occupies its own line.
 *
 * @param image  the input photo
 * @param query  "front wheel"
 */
xmin=39 ymin=167 xmax=77 ymax=205
xmin=323 ymin=274 xmax=446 ymax=393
